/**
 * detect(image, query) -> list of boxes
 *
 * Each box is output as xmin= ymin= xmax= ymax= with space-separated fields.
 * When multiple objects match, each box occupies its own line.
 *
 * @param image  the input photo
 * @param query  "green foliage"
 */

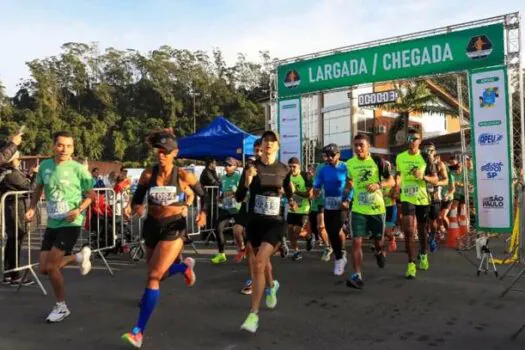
xmin=0 ymin=43 xmax=272 ymax=160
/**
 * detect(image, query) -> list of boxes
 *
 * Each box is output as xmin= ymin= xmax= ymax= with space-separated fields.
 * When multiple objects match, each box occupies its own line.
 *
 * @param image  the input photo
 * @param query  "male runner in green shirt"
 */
xmin=25 ymin=131 xmax=95 ymax=322
xmin=395 ymin=130 xmax=438 ymax=279
xmin=346 ymin=134 xmax=394 ymax=288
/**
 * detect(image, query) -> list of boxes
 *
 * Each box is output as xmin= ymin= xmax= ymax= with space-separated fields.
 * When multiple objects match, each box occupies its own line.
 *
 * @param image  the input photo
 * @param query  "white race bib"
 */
xmin=149 ymin=186 xmax=181 ymax=206
xmin=403 ymin=185 xmax=419 ymax=197
xmin=358 ymin=192 xmax=375 ymax=206
xmin=223 ymin=196 xmax=237 ymax=209
xmin=254 ymin=195 xmax=281 ymax=216
xmin=325 ymin=196 xmax=342 ymax=210
xmin=47 ymin=200 xmax=70 ymax=220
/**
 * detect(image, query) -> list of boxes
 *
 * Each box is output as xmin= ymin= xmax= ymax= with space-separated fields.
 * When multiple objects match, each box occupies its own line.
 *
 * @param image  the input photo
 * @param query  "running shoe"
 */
xmin=291 ymin=251 xmax=303 ymax=261
xmin=121 ymin=328 xmax=143 ymax=348
xmin=279 ymin=242 xmax=289 ymax=258
xmin=183 ymin=257 xmax=196 ymax=287
xmin=2 ymin=276 xmax=11 ymax=285
xmin=419 ymin=254 xmax=430 ymax=271
xmin=46 ymin=302 xmax=71 ymax=323
xmin=265 ymin=280 xmax=280 ymax=309
xmin=375 ymin=251 xmax=386 ymax=268
xmin=388 ymin=238 xmax=397 ymax=252
xmin=306 ymin=235 xmax=315 ymax=251
xmin=211 ymin=253 xmax=227 ymax=264
xmin=333 ymin=258 xmax=346 ymax=276
xmin=10 ymin=278 xmax=34 ymax=287
xmin=346 ymin=273 xmax=364 ymax=289
xmin=79 ymin=246 xmax=92 ymax=276
xmin=405 ymin=262 xmax=417 ymax=279
xmin=234 ymin=249 xmax=246 ymax=263
xmin=240 ymin=312 xmax=259 ymax=333
xmin=241 ymin=279 xmax=252 ymax=295
xmin=429 ymin=238 xmax=438 ymax=253
xmin=321 ymin=247 xmax=333 ymax=262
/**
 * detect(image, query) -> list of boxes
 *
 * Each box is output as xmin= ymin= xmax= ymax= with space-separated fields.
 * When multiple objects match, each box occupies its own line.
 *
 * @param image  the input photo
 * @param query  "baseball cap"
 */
xmin=224 ymin=157 xmax=237 ymax=167
xmin=261 ymin=130 xmax=280 ymax=144
xmin=288 ymin=156 xmax=300 ymax=165
xmin=323 ymin=143 xmax=340 ymax=154
xmin=150 ymin=131 xmax=178 ymax=153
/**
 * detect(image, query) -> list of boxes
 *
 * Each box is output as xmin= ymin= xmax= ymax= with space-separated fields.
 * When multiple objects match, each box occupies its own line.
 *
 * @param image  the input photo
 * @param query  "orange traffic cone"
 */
xmin=447 ymin=207 xmax=460 ymax=249
xmin=459 ymin=206 xmax=469 ymax=236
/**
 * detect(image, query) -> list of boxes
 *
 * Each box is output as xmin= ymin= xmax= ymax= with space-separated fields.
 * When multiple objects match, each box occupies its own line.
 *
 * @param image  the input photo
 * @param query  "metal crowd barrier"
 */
xmin=0 ymin=190 xmax=46 ymax=295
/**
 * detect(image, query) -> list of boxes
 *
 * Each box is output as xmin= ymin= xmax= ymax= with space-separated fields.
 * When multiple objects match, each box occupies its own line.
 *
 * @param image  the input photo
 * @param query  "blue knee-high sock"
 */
xmin=167 ymin=262 xmax=188 ymax=277
xmin=134 ymin=288 xmax=160 ymax=334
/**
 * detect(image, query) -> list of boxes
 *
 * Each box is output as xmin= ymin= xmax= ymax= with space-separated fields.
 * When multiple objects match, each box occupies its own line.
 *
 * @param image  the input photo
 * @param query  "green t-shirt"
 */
xmin=220 ymin=172 xmax=241 ymax=213
xmin=37 ymin=159 xmax=93 ymax=228
xmin=396 ymin=151 xmax=432 ymax=206
xmin=346 ymin=155 xmax=387 ymax=215
xmin=289 ymin=172 xmax=312 ymax=214
xmin=310 ymin=164 xmax=325 ymax=212
xmin=441 ymin=172 xmax=455 ymax=201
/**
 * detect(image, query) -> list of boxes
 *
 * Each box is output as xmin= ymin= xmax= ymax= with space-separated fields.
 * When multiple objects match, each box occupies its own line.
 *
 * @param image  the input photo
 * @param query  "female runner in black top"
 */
xmin=236 ymin=130 xmax=296 ymax=333
xmin=121 ymin=129 xmax=207 ymax=348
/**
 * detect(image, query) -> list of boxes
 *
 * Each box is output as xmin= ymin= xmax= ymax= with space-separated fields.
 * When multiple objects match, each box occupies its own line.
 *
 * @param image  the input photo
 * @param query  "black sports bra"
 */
xmin=147 ymin=166 xmax=185 ymax=207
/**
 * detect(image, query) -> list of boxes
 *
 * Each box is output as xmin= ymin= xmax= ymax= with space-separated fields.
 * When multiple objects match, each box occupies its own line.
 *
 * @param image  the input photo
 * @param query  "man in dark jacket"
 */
xmin=199 ymin=158 xmax=220 ymax=237
xmin=0 ymin=132 xmax=23 ymax=166
xmin=0 ymin=151 xmax=36 ymax=285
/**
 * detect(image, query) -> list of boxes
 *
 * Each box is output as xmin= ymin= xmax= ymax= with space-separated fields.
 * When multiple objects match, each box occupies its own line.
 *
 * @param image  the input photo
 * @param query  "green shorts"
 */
xmin=351 ymin=212 xmax=385 ymax=239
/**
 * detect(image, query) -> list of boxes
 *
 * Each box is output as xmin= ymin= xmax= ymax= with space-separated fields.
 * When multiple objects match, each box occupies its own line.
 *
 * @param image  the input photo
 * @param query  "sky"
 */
xmin=0 ymin=0 xmax=523 ymax=96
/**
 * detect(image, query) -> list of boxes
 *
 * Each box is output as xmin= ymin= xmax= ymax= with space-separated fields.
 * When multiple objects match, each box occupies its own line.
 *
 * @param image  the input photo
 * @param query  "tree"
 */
xmin=382 ymin=81 xmax=458 ymax=146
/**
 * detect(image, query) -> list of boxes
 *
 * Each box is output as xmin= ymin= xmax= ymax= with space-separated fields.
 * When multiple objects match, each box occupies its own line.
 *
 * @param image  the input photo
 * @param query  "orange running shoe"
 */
xmin=183 ymin=257 xmax=196 ymax=287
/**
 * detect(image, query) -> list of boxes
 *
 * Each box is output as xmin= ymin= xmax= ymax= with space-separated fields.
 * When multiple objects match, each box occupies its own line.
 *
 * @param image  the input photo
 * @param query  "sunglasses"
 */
xmin=325 ymin=152 xmax=338 ymax=158
xmin=407 ymin=136 xmax=420 ymax=142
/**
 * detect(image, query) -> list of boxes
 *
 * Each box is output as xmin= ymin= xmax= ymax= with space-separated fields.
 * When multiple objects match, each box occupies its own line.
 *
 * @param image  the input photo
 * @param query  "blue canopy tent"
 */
xmin=177 ymin=116 xmax=258 ymax=161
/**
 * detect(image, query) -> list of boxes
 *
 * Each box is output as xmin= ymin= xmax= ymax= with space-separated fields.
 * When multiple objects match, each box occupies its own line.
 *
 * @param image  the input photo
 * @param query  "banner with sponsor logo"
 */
xmin=278 ymin=98 xmax=302 ymax=164
xmin=277 ymin=23 xmax=504 ymax=98
xmin=469 ymin=66 xmax=513 ymax=232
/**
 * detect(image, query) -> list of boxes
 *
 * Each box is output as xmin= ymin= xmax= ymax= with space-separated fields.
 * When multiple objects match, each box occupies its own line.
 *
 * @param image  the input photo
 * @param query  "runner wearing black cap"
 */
xmin=237 ymin=138 xmax=263 ymax=295
xmin=237 ymin=130 xmax=295 ymax=333
xmin=211 ymin=157 xmax=243 ymax=264
xmin=313 ymin=143 xmax=351 ymax=276
xmin=121 ymin=129 xmax=207 ymax=348
xmin=286 ymin=156 xmax=313 ymax=261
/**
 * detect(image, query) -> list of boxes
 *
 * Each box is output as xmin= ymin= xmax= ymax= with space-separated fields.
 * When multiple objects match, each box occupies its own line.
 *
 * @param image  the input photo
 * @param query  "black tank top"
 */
xmin=147 ymin=166 xmax=185 ymax=207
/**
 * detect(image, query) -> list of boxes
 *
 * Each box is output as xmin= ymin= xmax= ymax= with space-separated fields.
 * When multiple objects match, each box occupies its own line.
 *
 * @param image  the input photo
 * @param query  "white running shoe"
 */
xmin=333 ymin=258 xmax=346 ymax=276
xmin=79 ymin=246 xmax=92 ymax=276
xmin=46 ymin=302 xmax=71 ymax=323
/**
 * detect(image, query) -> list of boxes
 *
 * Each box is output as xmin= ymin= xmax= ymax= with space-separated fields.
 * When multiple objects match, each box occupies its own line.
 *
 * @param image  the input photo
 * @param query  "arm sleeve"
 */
xmin=190 ymin=181 xmax=208 ymax=212
xmin=283 ymin=172 xmax=294 ymax=200
xmin=235 ymin=168 xmax=248 ymax=202
xmin=313 ymin=168 xmax=323 ymax=189
xmin=303 ymin=172 xmax=313 ymax=188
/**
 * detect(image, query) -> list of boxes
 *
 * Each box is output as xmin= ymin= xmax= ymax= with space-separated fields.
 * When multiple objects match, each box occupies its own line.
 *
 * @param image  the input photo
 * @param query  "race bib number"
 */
xmin=358 ymin=192 xmax=375 ymax=206
xmin=403 ymin=185 xmax=419 ymax=197
xmin=254 ymin=195 xmax=280 ymax=216
xmin=292 ymin=194 xmax=304 ymax=207
xmin=325 ymin=197 xmax=342 ymax=210
xmin=47 ymin=200 xmax=70 ymax=220
xmin=223 ymin=196 xmax=237 ymax=209
xmin=149 ymin=186 xmax=181 ymax=206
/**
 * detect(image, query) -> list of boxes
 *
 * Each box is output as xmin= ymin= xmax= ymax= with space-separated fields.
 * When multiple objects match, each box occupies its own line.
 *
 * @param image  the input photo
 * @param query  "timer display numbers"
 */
xmin=357 ymin=90 xmax=399 ymax=107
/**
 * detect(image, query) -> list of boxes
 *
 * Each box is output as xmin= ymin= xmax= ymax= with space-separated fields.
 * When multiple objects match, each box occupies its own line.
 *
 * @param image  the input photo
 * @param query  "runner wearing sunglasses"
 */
xmin=395 ymin=130 xmax=438 ymax=279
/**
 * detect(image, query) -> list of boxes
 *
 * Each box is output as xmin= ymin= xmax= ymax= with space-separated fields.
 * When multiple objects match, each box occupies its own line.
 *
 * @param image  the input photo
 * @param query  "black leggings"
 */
xmin=324 ymin=209 xmax=345 ymax=260
xmin=216 ymin=210 xmax=235 ymax=253
xmin=309 ymin=211 xmax=319 ymax=240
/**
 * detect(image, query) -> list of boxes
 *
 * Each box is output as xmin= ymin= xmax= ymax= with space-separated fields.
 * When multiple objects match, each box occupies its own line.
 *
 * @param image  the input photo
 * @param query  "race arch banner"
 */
xmin=277 ymin=23 xmax=504 ymax=98
xmin=469 ymin=65 xmax=513 ymax=232
xmin=277 ymin=98 xmax=302 ymax=164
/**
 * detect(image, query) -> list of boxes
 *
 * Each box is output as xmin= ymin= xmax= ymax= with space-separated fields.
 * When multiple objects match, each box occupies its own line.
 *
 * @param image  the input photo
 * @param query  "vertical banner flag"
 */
xmin=278 ymin=98 xmax=302 ymax=164
xmin=469 ymin=66 xmax=513 ymax=232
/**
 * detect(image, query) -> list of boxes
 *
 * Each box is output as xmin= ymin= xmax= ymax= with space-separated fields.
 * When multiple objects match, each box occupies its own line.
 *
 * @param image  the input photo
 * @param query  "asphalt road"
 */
xmin=1 ymin=243 xmax=525 ymax=350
